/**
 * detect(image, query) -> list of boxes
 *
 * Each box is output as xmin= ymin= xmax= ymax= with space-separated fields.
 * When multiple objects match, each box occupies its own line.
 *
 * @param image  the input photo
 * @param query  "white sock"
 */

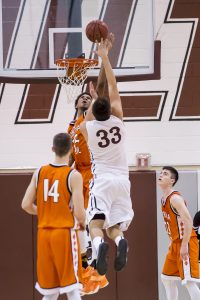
xmin=67 ymin=289 xmax=82 ymax=300
xmin=185 ymin=282 xmax=200 ymax=300
xmin=93 ymin=236 xmax=104 ymax=256
xmin=42 ymin=293 xmax=59 ymax=300
xmin=161 ymin=278 xmax=178 ymax=300
xmin=78 ymin=230 xmax=87 ymax=254
xmin=115 ymin=235 xmax=124 ymax=246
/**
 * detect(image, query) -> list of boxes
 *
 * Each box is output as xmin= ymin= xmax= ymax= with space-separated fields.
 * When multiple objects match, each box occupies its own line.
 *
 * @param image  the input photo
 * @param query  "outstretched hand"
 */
xmin=105 ymin=32 xmax=115 ymax=52
xmin=94 ymin=38 xmax=109 ymax=58
xmin=89 ymin=81 xmax=98 ymax=100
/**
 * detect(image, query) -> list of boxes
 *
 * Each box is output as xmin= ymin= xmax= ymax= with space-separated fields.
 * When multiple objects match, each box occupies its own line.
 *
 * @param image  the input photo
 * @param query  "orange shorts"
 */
xmin=162 ymin=237 xmax=200 ymax=284
xmin=78 ymin=167 xmax=93 ymax=209
xmin=36 ymin=228 xmax=82 ymax=295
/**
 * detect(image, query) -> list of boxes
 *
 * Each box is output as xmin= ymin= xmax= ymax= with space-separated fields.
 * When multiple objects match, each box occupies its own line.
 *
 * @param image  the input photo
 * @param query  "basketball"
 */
xmin=85 ymin=20 xmax=108 ymax=43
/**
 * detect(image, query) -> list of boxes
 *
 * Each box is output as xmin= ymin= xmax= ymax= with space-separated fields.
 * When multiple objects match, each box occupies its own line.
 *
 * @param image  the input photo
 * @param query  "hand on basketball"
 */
xmin=105 ymin=32 xmax=115 ymax=52
xmin=94 ymin=38 xmax=109 ymax=58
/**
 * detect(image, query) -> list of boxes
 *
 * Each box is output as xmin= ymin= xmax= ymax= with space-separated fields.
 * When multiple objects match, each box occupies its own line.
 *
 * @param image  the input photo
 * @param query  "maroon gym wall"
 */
xmin=0 ymin=171 xmax=158 ymax=300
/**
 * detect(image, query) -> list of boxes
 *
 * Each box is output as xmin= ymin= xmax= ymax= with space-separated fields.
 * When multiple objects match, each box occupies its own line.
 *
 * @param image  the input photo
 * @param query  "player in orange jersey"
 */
xmin=22 ymin=133 xmax=85 ymax=300
xmin=68 ymin=90 xmax=109 ymax=296
xmin=158 ymin=166 xmax=200 ymax=300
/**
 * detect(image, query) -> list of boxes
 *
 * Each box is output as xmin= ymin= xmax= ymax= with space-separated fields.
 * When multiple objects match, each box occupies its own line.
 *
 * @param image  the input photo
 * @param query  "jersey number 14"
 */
xmin=44 ymin=179 xmax=60 ymax=203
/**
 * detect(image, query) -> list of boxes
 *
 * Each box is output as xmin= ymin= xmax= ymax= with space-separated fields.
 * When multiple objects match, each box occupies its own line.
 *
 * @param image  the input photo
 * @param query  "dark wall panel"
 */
xmin=0 ymin=173 xmax=33 ymax=300
xmin=0 ymin=171 xmax=158 ymax=300
xmin=117 ymin=171 xmax=158 ymax=300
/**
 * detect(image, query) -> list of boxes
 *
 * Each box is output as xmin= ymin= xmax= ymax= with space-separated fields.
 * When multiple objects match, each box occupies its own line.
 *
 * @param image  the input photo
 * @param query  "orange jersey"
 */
xmin=36 ymin=164 xmax=75 ymax=229
xmin=68 ymin=115 xmax=91 ymax=169
xmin=161 ymin=191 xmax=196 ymax=241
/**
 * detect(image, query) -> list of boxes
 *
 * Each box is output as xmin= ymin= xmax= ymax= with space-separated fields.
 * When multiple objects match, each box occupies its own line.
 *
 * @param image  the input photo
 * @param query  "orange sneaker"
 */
xmin=99 ymin=275 xmax=109 ymax=289
xmin=81 ymin=278 xmax=100 ymax=296
xmin=82 ymin=266 xmax=93 ymax=279
xmin=91 ymin=269 xmax=109 ymax=289
xmin=81 ymin=266 xmax=100 ymax=295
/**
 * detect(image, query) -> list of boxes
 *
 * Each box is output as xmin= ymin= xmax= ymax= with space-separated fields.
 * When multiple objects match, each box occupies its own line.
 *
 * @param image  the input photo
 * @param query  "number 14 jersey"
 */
xmin=86 ymin=115 xmax=128 ymax=177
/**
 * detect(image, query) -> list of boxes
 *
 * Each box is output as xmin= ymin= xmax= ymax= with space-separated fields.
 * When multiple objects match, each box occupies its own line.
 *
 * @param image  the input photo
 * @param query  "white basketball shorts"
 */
xmin=87 ymin=174 xmax=134 ymax=230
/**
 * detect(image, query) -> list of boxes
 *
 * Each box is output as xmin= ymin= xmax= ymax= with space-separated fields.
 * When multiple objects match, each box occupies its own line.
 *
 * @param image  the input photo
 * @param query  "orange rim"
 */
xmin=55 ymin=58 xmax=98 ymax=68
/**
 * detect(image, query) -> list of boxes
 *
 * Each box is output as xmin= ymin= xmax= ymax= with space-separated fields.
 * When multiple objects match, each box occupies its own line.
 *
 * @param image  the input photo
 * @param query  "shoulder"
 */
xmin=171 ymin=192 xmax=183 ymax=201
xmin=111 ymin=114 xmax=124 ymax=123
xmin=170 ymin=192 xmax=185 ymax=208
xmin=70 ymin=169 xmax=83 ymax=189
xmin=70 ymin=169 xmax=82 ymax=182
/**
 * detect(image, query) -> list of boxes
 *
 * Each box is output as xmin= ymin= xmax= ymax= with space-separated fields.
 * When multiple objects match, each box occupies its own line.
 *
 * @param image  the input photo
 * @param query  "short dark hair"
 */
xmin=53 ymin=133 xmax=72 ymax=157
xmin=92 ymin=97 xmax=111 ymax=121
xmin=162 ymin=166 xmax=179 ymax=186
xmin=74 ymin=92 xmax=92 ymax=108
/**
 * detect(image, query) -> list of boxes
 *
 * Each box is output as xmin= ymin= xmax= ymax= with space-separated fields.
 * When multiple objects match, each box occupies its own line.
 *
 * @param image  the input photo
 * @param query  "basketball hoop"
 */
xmin=55 ymin=58 xmax=98 ymax=103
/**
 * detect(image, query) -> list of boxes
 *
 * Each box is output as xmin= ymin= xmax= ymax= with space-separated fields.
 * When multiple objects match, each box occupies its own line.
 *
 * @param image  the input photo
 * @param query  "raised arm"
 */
xmin=171 ymin=194 xmax=193 ymax=261
xmin=21 ymin=172 xmax=37 ymax=215
xmin=96 ymin=33 xmax=115 ymax=97
xmin=70 ymin=170 xmax=86 ymax=229
xmin=95 ymin=37 xmax=123 ymax=120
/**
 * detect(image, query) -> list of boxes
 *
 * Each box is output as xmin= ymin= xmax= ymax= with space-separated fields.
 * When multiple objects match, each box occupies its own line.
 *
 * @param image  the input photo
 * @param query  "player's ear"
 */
xmin=171 ymin=178 xmax=175 ymax=186
xmin=52 ymin=146 xmax=55 ymax=153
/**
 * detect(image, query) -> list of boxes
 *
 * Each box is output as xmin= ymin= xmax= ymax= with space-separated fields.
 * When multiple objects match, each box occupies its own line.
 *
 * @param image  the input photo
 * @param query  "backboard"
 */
xmin=0 ymin=0 xmax=155 ymax=83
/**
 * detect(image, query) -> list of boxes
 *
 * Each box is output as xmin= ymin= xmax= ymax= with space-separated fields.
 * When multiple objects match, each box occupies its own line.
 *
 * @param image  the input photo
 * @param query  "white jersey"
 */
xmin=86 ymin=115 xmax=128 ymax=177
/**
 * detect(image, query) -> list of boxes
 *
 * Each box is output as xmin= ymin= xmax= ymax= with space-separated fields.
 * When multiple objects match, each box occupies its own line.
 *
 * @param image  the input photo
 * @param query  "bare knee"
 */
xmin=89 ymin=215 xmax=105 ymax=239
xmin=106 ymin=224 xmax=123 ymax=241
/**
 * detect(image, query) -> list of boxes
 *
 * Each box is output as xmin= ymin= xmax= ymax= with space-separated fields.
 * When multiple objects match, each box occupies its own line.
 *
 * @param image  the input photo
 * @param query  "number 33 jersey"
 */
xmin=86 ymin=115 xmax=128 ymax=177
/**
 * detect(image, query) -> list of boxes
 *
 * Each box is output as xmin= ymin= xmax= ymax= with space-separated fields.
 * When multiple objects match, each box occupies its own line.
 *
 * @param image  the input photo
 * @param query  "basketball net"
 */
xmin=55 ymin=58 xmax=98 ymax=103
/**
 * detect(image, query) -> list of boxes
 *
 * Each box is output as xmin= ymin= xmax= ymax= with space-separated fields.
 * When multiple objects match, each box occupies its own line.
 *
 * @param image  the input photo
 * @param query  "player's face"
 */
xmin=76 ymin=95 xmax=92 ymax=110
xmin=158 ymin=169 xmax=175 ymax=188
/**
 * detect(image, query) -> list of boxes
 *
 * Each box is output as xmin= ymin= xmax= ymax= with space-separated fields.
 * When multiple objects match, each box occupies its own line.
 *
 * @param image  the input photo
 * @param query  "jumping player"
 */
xmin=67 ymin=34 xmax=114 ymax=295
xmin=80 ymin=38 xmax=134 ymax=276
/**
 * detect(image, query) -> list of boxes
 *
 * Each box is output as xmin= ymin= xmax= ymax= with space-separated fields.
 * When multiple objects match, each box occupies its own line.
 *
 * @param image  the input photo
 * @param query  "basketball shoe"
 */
xmin=81 ymin=266 xmax=100 ymax=296
xmin=114 ymin=238 xmax=128 ymax=271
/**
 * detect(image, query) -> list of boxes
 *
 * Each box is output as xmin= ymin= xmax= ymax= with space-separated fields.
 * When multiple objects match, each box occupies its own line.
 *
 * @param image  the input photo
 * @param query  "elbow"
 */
xmin=21 ymin=201 xmax=30 ymax=213
xmin=21 ymin=202 xmax=27 ymax=211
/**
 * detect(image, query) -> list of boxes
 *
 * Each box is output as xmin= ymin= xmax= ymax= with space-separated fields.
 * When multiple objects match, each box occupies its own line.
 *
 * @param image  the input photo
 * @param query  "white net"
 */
xmin=56 ymin=59 xmax=98 ymax=103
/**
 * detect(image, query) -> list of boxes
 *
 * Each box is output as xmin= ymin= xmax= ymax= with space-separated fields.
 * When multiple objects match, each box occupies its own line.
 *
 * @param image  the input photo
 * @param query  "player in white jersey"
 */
xmin=80 ymin=37 xmax=134 ymax=276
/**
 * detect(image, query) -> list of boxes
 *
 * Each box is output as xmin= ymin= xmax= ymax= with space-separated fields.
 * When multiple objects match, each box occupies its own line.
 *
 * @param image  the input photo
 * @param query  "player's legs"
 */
xmin=106 ymin=224 xmax=128 ymax=271
xmin=42 ymin=293 xmax=59 ymax=300
xmin=185 ymin=282 xmax=200 ymax=299
xmin=67 ymin=289 xmax=82 ymax=300
xmin=78 ymin=229 xmax=88 ymax=268
xmin=80 ymin=170 xmax=94 ymax=268
xmin=89 ymin=215 xmax=109 ymax=275
xmin=161 ymin=278 xmax=178 ymax=300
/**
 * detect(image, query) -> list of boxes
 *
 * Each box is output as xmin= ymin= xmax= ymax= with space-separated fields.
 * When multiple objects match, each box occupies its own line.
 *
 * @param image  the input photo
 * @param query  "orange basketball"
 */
xmin=85 ymin=20 xmax=108 ymax=43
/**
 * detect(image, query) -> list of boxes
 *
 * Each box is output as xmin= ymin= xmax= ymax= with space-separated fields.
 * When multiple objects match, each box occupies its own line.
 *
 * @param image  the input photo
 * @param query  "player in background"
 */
xmin=22 ymin=133 xmax=85 ymax=300
xmin=193 ymin=210 xmax=200 ymax=261
xmin=158 ymin=166 xmax=200 ymax=300
xmin=67 ymin=35 xmax=114 ymax=295
xmin=80 ymin=38 xmax=134 ymax=276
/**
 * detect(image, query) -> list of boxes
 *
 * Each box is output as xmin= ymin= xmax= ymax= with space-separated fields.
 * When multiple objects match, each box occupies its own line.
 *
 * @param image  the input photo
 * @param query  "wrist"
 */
xmin=181 ymin=241 xmax=188 ymax=246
